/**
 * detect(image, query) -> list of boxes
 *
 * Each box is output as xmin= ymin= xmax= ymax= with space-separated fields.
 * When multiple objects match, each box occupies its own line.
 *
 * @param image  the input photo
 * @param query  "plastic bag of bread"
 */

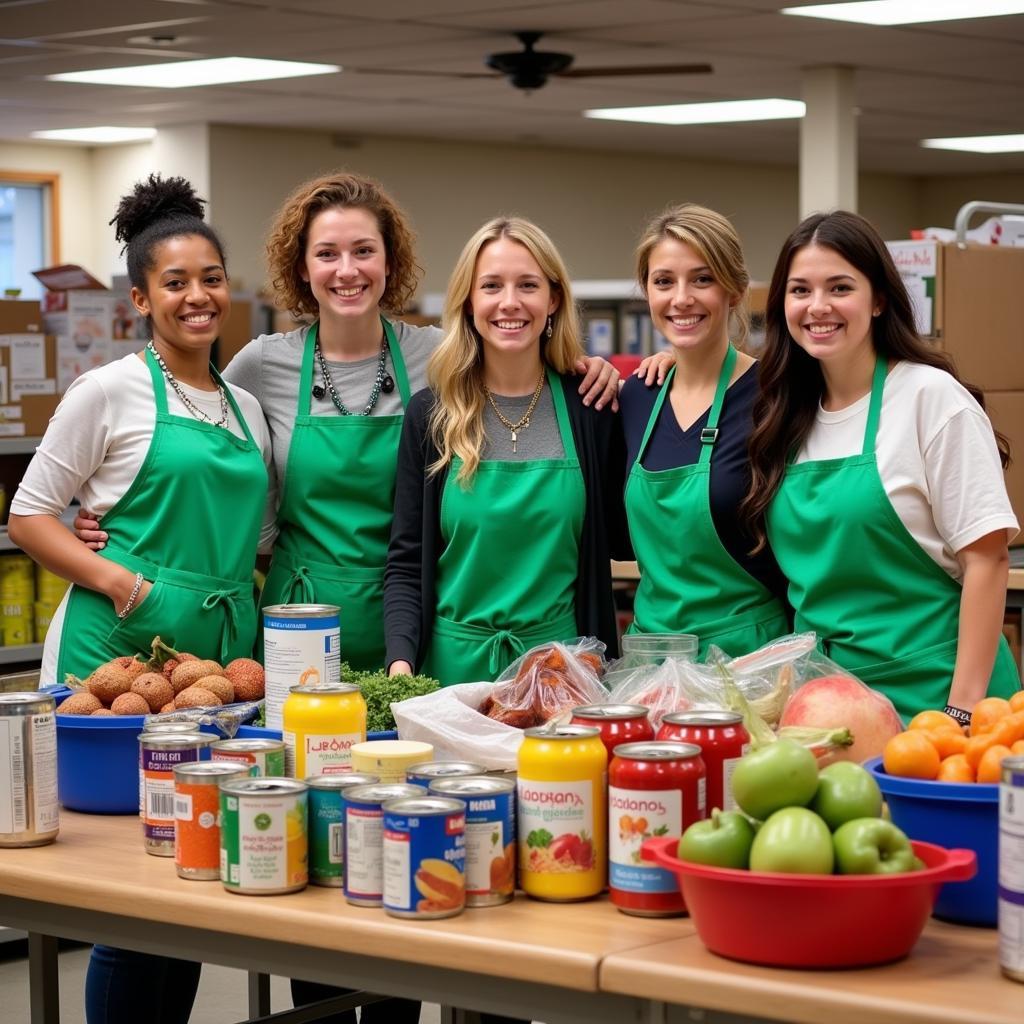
xmin=478 ymin=637 xmax=608 ymax=729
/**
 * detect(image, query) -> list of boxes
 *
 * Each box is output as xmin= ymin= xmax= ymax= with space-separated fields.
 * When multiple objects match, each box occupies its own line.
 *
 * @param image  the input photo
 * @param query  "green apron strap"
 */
xmin=213 ymin=364 xmax=257 ymax=447
xmin=383 ymin=318 xmax=412 ymax=406
xmin=698 ymin=345 xmax=737 ymax=467
xmin=297 ymin=322 xmax=318 ymax=418
xmin=862 ymin=356 xmax=887 ymax=456
xmin=144 ymin=346 xmax=170 ymax=416
xmin=546 ymin=365 xmax=578 ymax=459
xmin=636 ymin=366 xmax=675 ymax=466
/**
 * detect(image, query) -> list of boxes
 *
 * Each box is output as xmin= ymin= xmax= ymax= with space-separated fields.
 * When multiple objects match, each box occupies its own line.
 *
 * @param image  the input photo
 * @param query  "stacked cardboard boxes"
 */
xmin=0 ymin=298 xmax=60 ymax=437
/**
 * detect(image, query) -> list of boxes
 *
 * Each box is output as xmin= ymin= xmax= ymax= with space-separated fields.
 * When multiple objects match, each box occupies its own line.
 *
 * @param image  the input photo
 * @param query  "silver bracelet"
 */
xmin=116 ymin=572 xmax=145 ymax=619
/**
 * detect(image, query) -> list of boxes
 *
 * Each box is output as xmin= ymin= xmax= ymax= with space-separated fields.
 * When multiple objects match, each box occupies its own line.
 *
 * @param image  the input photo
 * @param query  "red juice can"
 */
xmin=608 ymin=741 xmax=705 ymax=917
xmin=570 ymin=704 xmax=654 ymax=761
xmin=658 ymin=711 xmax=750 ymax=815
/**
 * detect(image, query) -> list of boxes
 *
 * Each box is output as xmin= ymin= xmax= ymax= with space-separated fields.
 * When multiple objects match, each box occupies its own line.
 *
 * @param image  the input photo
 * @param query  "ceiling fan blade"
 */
xmin=559 ymin=63 xmax=713 ymax=79
xmin=348 ymin=67 xmax=500 ymax=80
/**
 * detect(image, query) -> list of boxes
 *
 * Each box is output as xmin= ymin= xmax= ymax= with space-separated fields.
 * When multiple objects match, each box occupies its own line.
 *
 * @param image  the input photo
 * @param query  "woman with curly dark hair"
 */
xmin=742 ymin=210 xmax=1019 ymax=723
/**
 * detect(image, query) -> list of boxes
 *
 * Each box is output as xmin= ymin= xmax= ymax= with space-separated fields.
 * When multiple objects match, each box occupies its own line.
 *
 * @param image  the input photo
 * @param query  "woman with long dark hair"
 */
xmin=743 ymin=210 xmax=1018 ymax=723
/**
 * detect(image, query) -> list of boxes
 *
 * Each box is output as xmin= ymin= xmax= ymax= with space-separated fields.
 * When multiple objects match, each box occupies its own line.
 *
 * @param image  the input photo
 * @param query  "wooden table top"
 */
xmin=601 ymin=920 xmax=1019 ymax=1024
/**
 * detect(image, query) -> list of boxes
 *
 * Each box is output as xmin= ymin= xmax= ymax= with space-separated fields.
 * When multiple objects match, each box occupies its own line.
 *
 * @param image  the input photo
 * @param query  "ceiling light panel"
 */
xmin=585 ymin=98 xmax=805 ymax=125
xmin=781 ymin=1 xmax=1024 ymax=26
xmin=47 ymin=57 xmax=340 ymax=88
xmin=31 ymin=126 xmax=157 ymax=142
xmin=921 ymin=134 xmax=1024 ymax=153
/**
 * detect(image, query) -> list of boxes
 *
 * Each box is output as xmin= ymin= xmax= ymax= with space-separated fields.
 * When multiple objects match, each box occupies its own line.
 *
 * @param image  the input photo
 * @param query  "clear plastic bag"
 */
xmin=478 ymin=637 xmax=608 ymax=730
xmin=143 ymin=700 xmax=262 ymax=738
xmin=606 ymin=657 xmax=730 ymax=729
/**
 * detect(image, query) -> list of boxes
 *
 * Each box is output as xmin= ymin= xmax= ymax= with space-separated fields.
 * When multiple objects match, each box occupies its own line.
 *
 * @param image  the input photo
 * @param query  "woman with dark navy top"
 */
xmin=619 ymin=204 xmax=789 ymax=658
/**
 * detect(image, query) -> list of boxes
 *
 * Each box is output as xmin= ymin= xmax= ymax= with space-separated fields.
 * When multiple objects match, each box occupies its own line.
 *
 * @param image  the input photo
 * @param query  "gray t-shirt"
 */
xmin=482 ymin=382 xmax=565 ymax=461
xmin=223 ymin=318 xmax=440 ymax=488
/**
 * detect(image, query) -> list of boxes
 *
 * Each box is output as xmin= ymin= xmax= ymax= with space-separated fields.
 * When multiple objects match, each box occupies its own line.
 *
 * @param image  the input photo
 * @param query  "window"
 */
xmin=0 ymin=172 xmax=59 ymax=300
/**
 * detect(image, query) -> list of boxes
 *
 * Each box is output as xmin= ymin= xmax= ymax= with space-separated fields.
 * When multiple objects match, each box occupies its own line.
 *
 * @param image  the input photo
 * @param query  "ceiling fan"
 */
xmin=352 ymin=31 xmax=713 ymax=91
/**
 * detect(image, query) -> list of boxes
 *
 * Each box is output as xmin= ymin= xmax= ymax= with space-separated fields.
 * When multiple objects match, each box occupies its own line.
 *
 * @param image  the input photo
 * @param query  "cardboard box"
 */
xmin=0 ymin=300 xmax=42 ymax=335
xmin=985 ymin=390 xmax=1024 ymax=545
xmin=0 ymin=334 xmax=59 ymax=437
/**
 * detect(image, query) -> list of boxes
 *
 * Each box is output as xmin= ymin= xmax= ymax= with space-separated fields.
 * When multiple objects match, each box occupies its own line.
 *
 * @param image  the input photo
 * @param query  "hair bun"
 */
xmin=110 ymin=173 xmax=206 ymax=245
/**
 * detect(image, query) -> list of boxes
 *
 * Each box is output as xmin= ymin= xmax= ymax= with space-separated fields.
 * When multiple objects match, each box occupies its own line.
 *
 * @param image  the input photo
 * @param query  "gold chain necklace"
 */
xmin=483 ymin=370 xmax=545 ymax=454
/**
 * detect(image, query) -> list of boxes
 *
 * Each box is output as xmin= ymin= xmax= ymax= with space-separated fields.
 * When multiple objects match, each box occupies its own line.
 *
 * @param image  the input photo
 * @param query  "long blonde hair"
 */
xmin=428 ymin=217 xmax=584 ymax=483
xmin=635 ymin=203 xmax=750 ymax=349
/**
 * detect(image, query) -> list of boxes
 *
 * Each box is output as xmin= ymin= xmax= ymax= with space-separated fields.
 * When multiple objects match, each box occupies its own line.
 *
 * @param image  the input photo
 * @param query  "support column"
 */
xmin=799 ymin=66 xmax=857 ymax=218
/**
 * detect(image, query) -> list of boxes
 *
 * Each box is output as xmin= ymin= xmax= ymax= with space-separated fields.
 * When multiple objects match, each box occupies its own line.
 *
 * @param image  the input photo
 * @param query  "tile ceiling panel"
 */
xmin=1 ymin=0 xmax=209 ymax=39
xmin=424 ymin=0 xmax=725 ymax=32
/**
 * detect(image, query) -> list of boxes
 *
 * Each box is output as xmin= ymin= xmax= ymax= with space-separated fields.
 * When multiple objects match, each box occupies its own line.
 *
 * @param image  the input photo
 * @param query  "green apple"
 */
xmin=749 ymin=807 xmax=834 ymax=874
xmin=730 ymin=740 xmax=819 ymax=821
xmin=677 ymin=809 xmax=755 ymax=870
xmin=810 ymin=761 xmax=883 ymax=831
xmin=832 ymin=818 xmax=918 ymax=875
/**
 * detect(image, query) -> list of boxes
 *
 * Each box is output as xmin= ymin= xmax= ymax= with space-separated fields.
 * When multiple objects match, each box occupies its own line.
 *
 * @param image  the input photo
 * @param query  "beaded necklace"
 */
xmin=313 ymin=331 xmax=391 ymax=417
xmin=147 ymin=341 xmax=228 ymax=427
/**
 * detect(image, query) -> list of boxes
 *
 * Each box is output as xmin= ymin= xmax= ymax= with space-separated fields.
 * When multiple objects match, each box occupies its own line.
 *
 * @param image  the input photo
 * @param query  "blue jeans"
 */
xmin=86 ymin=946 xmax=201 ymax=1024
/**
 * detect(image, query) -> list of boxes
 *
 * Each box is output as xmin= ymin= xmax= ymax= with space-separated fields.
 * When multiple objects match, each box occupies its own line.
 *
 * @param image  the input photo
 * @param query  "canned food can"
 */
xmin=262 ymin=604 xmax=341 ymax=731
xmin=383 ymin=796 xmax=466 ymax=919
xmin=570 ymin=704 xmax=654 ymax=761
xmin=342 ymin=782 xmax=422 ymax=906
xmin=517 ymin=725 xmax=607 ymax=902
xmin=210 ymin=738 xmax=286 ymax=777
xmin=307 ymin=772 xmax=379 ymax=887
xmin=608 ymin=741 xmax=707 ymax=917
xmin=283 ymin=683 xmax=366 ymax=777
xmin=999 ymin=754 xmax=1024 ymax=983
xmin=429 ymin=776 xmax=515 ymax=906
xmin=351 ymin=740 xmax=434 ymax=784
xmin=219 ymin=777 xmax=309 ymax=895
xmin=658 ymin=710 xmax=749 ymax=814
xmin=406 ymin=760 xmax=487 ymax=790
xmin=138 ymin=732 xmax=213 ymax=856
xmin=143 ymin=721 xmax=207 ymax=736
xmin=0 ymin=692 xmax=58 ymax=847
xmin=173 ymin=762 xmax=250 ymax=879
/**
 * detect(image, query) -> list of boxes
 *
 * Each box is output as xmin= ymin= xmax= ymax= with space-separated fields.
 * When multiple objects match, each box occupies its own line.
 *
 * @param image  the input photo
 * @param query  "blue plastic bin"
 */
xmin=866 ymin=756 xmax=997 ymax=926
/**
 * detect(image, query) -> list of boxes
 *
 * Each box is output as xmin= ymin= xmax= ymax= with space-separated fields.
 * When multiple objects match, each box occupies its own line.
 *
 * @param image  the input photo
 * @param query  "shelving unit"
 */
xmin=0 ymin=437 xmax=40 ymax=455
xmin=0 ymin=643 xmax=43 ymax=665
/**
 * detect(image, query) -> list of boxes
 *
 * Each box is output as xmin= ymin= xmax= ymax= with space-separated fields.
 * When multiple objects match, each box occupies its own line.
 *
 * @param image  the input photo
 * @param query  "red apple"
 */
xmin=779 ymin=674 xmax=903 ymax=765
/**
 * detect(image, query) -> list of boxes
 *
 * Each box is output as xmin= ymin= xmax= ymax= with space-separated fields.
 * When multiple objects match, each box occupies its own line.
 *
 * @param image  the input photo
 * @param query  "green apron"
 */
xmin=766 ymin=356 xmax=1019 ymax=722
xmin=259 ymin=320 xmax=411 ymax=672
xmin=423 ymin=368 xmax=584 ymax=686
xmin=56 ymin=348 xmax=267 ymax=681
xmin=625 ymin=346 xmax=788 ymax=659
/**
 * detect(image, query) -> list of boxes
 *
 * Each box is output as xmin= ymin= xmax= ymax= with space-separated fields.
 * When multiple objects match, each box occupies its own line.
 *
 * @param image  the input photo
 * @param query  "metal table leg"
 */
xmin=27 ymin=932 xmax=60 ymax=1024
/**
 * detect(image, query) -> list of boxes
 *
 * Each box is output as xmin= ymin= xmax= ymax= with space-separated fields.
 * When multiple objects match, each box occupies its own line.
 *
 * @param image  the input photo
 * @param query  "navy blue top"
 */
xmin=619 ymin=365 xmax=788 ymax=601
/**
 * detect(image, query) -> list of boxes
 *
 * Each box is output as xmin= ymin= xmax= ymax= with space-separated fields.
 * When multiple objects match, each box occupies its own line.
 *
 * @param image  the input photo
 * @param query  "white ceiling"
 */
xmin=2 ymin=0 xmax=1023 ymax=175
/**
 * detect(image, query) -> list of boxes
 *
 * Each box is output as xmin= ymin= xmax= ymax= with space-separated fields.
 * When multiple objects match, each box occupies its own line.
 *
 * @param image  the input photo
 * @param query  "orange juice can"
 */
xmin=282 ymin=683 xmax=366 ymax=778
xmin=173 ymin=762 xmax=250 ymax=880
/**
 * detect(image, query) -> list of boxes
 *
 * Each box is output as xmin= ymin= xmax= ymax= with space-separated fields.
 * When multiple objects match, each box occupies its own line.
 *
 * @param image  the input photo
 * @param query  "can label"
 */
xmin=462 ymin=792 xmax=515 ymax=900
xmin=0 ymin=712 xmax=58 ymax=836
xmin=609 ymin=786 xmax=680 ymax=893
xmin=284 ymin=731 xmax=359 ymax=778
xmin=263 ymin=609 xmax=341 ymax=731
xmin=141 ymin=747 xmax=202 ymax=842
xmin=220 ymin=791 xmax=308 ymax=892
xmin=345 ymin=804 xmax=385 ymax=899
xmin=999 ymin=763 xmax=1024 ymax=979
xmin=211 ymin=746 xmax=285 ymax=778
xmin=309 ymin=787 xmax=345 ymax=884
xmin=383 ymin=809 xmax=465 ymax=915
xmin=518 ymin=779 xmax=594 ymax=874
xmin=175 ymin=783 xmax=222 ymax=873
xmin=721 ymin=747 xmax=750 ymax=811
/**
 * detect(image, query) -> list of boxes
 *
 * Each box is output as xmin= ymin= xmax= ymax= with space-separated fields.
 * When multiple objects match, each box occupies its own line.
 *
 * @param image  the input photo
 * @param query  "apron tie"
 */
xmin=487 ymin=629 xmax=526 ymax=677
xmin=203 ymin=590 xmax=241 ymax=664
xmin=284 ymin=565 xmax=316 ymax=604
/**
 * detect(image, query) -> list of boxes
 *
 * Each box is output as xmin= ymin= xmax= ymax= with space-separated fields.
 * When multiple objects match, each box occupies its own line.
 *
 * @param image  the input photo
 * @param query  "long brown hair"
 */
xmin=742 ymin=210 xmax=1009 ymax=551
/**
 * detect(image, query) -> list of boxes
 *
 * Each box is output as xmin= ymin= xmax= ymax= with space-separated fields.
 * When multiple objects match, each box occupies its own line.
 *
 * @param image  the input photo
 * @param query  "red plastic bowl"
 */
xmin=642 ymin=836 xmax=975 ymax=968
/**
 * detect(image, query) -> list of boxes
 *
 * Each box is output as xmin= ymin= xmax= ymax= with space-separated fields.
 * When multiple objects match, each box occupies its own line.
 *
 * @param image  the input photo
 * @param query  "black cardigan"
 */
xmin=384 ymin=375 xmax=631 ymax=672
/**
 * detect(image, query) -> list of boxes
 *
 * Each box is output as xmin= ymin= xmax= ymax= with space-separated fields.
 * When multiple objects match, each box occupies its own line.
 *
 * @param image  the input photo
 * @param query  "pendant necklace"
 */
xmin=484 ymin=369 xmax=545 ymax=453
xmin=148 ymin=341 xmax=228 ymax=427
xmin=314 ymin=330 xmax=390 ymax=416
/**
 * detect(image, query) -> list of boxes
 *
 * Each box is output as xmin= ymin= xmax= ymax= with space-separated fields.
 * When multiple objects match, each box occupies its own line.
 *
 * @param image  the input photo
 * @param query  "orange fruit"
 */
xmin=976 ymin=744 xmax=1013 ymax=784
xmin=1011 ymin=739 xmax=1024 ymax=755
xmin=1009 ymin=691 xmax=1024 ymax=713
xmin=927 ymin=729 xmax=968 ymax=759
xmin=883 ymin=730 xmax=940 ymax=780
xmin=988 ymin=712 xmax=1024 ymax=748
xmin=937 ymin=754 xmax=974 ymax=783
xmin=908 ymin=710 xmax=962 ymax=734
xmin=970 ymin=697 xmax=1012 ymax=736
xmin=965 ymin=732 xmax=999 ymax=771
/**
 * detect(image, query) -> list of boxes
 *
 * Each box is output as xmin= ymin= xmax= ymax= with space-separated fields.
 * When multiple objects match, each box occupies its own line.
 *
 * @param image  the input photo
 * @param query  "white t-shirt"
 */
xmin=11 ymin=352 xmax=278 ymax=684
xmin=795 ymin=360 xmax=1017 ymax=580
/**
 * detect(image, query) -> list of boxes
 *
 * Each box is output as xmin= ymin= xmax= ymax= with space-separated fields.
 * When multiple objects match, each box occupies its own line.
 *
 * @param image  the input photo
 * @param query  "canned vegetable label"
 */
xmin=211 ymin=739 xmax=286 ymax=778
xmin=609 ymin=786 xmax=679 ymax=893
xmin=0 ymin=694 xmax=58 ymax=846
xmin=999 ymin=756 xmax=1024 ymax=982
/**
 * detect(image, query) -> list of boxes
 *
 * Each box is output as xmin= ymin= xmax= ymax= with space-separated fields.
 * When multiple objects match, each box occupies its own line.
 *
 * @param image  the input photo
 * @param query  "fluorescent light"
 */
xmin=921 ymin=134 xmax=1024 ymax=153
xmin=47 ymin=57 xmax=339 ymax=89
xmin=32 ymin=126 xmax=158 ymax=143
xmin=781 ymin=1 xmax=1024 ymax=26
xmin=585 ymin=98 xmax=805 ymax=125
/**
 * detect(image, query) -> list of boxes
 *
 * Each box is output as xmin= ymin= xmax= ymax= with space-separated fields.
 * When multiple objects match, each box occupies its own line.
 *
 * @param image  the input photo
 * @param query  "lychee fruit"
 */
xmin=224 ymin=658 xmax=264 ymax=701
xmin=85 ymin=660 xmax=136 ymax=705
xmin=170 ymin=659 xmax=224 ymax=694
xmin=159 ymin=701 xmax=176 ymax=714
xmin=91 ymin=708 xmax=116 ymax=717
xmin=193 ymin=674 xmax=233 ymax=705
xmin=161 ymin=652 xmax=198 ymax=681
xmin=130 ymin=673 xmax=175 ymax=713
xmin=175 ymin=686 xmax=222 ymax=709
xmin=110 ymin=692 xmax=151 ymax=716
xmin=58 ymin=692 xmax=103 ymax=715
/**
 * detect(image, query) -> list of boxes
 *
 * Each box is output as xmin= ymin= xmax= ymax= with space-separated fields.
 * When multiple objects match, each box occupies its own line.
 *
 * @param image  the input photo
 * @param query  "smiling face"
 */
xmin=645 ymin=236 xmax=735 ymax=354
xmin=469 ymin=237 xmax=559 ymax=360
xmin=131 ymin=234 xmax=229 ymax=354
xmin=301 ymin=205 xmax=388 ymax=324
xmin=784 ymin=243 xmax=880 ymax=365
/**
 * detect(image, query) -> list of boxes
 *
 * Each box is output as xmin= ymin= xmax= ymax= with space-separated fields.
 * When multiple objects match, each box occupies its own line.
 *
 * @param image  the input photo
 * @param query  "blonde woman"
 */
xmin=385 ymin=217 xmax=629 ymax=685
